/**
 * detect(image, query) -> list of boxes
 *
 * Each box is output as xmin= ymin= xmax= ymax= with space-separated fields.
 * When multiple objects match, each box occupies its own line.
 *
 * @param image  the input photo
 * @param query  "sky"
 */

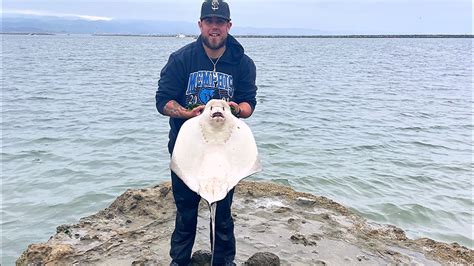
xmin=2 ymin=0 xmax=473 ymax=34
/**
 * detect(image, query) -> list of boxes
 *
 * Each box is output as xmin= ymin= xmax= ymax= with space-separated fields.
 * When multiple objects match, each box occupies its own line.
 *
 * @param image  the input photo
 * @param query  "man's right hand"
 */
xmin=164 ymin=100 xmax=204 ymax=119
xmin=188 ymin=105 xmax=205 ymax=118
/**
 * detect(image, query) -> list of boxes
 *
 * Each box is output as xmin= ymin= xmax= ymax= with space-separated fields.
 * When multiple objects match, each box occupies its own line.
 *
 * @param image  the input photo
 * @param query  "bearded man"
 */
xmin=155 ymin=0 xmax=257 ymax=265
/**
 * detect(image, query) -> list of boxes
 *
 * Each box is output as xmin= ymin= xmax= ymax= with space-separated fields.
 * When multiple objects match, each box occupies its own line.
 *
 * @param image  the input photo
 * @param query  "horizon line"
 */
xmin=2 ymin=32 xmax=473 ymax=38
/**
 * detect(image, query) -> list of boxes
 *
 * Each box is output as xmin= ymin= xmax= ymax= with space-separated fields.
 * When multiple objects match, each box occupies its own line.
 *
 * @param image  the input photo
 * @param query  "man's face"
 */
xmin=199 ymin=17 xmax=232 ymax=50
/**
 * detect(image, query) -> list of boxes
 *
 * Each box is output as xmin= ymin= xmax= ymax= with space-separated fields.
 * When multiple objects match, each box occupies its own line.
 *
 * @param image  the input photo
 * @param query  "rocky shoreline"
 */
xmin=17 ymin=181 xmax=473 ymax=265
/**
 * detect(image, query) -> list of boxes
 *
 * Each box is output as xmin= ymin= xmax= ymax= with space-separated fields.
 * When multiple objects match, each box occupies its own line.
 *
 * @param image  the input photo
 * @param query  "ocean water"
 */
xmin=1 ymin=35 xmax=472 ymax=264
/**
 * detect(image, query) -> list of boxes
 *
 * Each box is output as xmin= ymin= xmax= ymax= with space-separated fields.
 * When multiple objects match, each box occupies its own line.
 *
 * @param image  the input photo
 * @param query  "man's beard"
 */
xmin=202 ymin=35 xmax=227 ymax=50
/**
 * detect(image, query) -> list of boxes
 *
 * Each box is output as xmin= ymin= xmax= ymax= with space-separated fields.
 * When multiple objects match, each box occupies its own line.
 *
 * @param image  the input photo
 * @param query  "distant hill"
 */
xmin=1 ymin=14 xmax=329 ymax=36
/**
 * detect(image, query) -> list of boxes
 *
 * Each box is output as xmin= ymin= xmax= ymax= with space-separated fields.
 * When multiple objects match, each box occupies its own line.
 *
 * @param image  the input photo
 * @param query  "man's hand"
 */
xmin=228 ymin=101 xmax=252 ymax=118
xmin=163 ymin=100 xmax=204 ymax=119
xmin=228 ymin=101 xmax=241 ymax=117
xmin=188 ymin=105 xmax=205 ymax=118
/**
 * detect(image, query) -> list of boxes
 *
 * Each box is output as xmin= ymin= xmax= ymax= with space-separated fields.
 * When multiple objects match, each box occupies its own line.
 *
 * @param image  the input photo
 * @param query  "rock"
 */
xmin=56 ymin=224 xmax=72 ymax=236
xmin=290 ymin=233 xmax=317 ymax=246
xmin=132 ymin=259 xmax=157 ymax=265
xmin=15 ymin=181 xmax=474 ymax=266
xmin=16 ymin=243 xmax=73 ymax=265
xmin=245 ymin=252 xmax=280 ymax=266
xmin=191 ymin=250 xmax=212 ymax=266
xmin=274 ymin=207 xmax=291 ymax=213
xmin=321 ymin=213 xmax=330 ymax=220
xmin=310 ymin=233 xmax=322 ymax=241
xmin=385 ymin=249 xmax=400 ymax=256
xmin=159 ymin=186 xmax=170 ymax=198
xmin=296 ymin=196 xmax=317 ymax=207
xmin=133 ymin=194 xmax=144 ymax=201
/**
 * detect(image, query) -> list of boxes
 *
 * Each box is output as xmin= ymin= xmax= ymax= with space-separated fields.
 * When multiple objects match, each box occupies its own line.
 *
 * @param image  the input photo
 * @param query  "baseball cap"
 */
xmin=200 ymin=0 xmax=231 ymax=21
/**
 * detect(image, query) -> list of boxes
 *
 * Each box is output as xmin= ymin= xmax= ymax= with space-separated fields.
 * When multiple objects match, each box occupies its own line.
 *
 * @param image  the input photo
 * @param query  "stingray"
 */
xmin=171 ymin=99 xmax=261 ymax=204
xmin=170 ymin=99 xmax=261 ymax=263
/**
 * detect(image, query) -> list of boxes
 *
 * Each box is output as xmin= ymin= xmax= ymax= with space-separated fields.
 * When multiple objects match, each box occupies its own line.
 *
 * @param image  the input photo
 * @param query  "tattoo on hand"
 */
xmin=164 ymin=100 xmax=188 ymax=118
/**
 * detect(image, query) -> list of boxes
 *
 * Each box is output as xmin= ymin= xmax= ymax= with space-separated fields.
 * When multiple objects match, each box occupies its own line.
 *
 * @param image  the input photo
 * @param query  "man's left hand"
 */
xmin=228 ymin=101 xmax=241 ymax=117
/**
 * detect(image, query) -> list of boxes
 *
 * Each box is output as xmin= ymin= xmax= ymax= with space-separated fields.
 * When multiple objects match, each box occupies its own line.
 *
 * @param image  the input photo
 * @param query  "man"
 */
xmin=155 ymin=0 xmax=257 ymax=265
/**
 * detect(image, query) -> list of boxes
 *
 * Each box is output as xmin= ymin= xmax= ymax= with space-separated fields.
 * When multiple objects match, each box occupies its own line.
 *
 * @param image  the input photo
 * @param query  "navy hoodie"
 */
xmin=155 ymin=34 xmax=257 ymax=153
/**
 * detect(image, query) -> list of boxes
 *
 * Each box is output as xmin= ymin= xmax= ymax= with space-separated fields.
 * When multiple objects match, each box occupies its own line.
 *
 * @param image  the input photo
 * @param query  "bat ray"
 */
xmin=170 ymin=99 xmax=261 ymax=263
xmin=170 ymin=99 xmax=262 ymax=204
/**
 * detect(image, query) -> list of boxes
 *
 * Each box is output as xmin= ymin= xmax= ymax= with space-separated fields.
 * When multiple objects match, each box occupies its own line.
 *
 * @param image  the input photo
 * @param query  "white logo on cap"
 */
xmin=211 ymin=0 xmax=219 ymax=11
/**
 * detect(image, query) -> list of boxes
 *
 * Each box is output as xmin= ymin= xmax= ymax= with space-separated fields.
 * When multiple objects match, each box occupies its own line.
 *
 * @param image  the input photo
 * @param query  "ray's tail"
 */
xmin=209 ymin=202 xmax=217 ymax=265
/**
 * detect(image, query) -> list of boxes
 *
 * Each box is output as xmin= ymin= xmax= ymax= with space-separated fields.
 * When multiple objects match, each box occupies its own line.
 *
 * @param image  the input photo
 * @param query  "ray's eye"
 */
xmin=211 ymin=106 xmax=213 ymax=111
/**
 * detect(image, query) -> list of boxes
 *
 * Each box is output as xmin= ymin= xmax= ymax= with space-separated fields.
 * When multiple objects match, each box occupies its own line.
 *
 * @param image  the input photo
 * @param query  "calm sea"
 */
xmin=1 ymin=35 xmax=472 ymax=264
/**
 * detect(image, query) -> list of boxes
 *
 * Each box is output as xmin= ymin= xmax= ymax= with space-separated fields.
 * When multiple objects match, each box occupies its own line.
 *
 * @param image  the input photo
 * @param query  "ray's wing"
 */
xmin=221 ymin=117 xmax=261 ymax=190
xmin=170 ymin=116 xmax=204 ymax=194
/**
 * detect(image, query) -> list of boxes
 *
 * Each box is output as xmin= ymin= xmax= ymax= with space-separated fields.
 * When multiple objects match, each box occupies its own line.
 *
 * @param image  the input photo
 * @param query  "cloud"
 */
xmin=2 ymin=9 xmax=114 ymax=21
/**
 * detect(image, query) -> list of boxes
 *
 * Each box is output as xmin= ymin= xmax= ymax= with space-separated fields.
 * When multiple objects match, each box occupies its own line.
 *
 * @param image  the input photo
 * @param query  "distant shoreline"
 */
xmin=1 ymin=32 xmax=55 ymax=36
xmin=238 ymin=34 xmax=474 ymax=38
xmin=2 ymin=32 xmax=473 ymax=38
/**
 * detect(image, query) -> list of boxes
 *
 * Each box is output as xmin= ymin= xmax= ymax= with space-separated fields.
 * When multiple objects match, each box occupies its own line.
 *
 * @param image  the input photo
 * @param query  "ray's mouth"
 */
xmin=211 ymin=112 xmax=224 ymax=118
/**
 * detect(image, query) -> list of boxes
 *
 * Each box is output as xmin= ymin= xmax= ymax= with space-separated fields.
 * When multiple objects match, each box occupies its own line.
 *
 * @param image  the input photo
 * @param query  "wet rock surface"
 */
xmin=17 ymin=181 xmax=474 ymax=265
xmin=191 ymin=250 xmax=212 ymax=266
xmin=244 ymin=252 xmax=280 ymax=266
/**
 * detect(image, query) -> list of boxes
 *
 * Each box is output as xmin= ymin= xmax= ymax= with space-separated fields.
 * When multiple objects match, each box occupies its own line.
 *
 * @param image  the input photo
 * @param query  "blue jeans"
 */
xmin=170 ymin=171 xmax=236 ymax=265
